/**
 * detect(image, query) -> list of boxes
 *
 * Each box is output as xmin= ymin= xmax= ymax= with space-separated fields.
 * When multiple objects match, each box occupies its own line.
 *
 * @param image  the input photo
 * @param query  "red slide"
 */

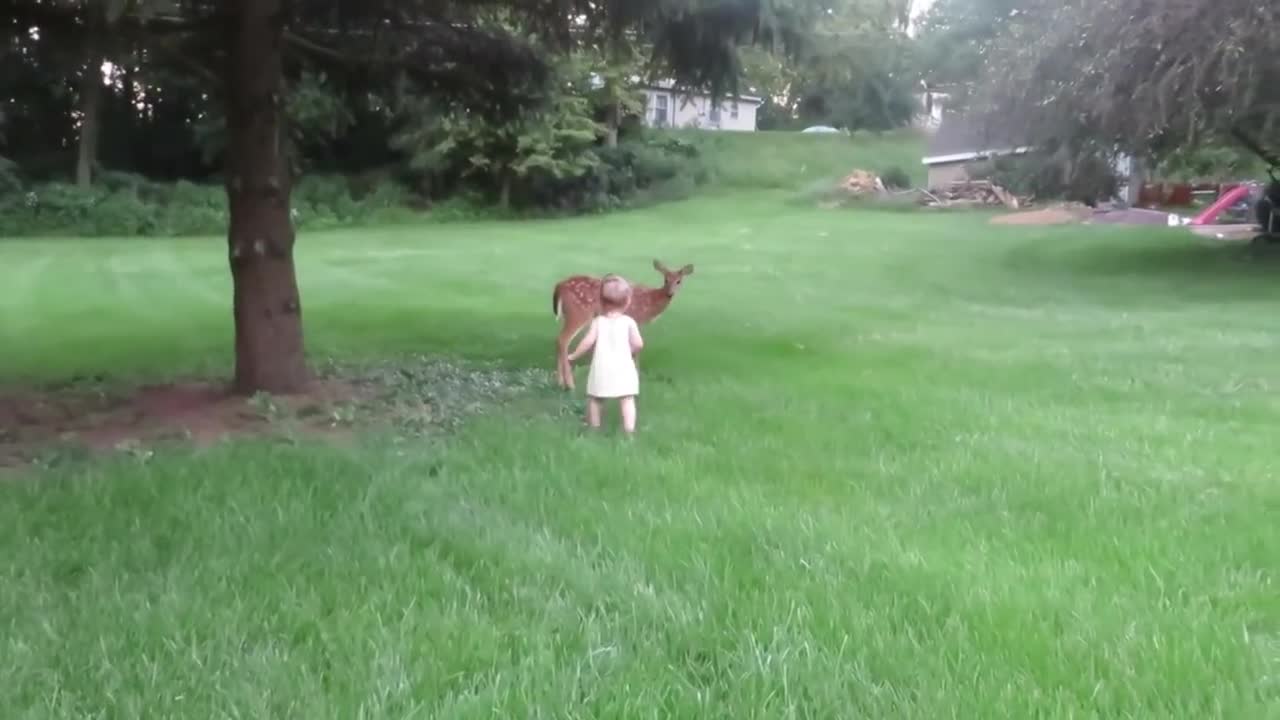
xmin=1189 ymin=185 xmax=1252 ymax=225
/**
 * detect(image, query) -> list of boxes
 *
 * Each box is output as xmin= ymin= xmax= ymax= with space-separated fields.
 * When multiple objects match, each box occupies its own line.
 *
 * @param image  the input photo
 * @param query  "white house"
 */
xmin=639 ymin=82 xmax=762 ymax=132
xmin=913 ymin=89 xmax=949 ymax=131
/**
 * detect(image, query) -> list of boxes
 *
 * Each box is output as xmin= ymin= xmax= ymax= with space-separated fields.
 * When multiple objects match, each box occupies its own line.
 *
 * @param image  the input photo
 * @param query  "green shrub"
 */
xmin=0 ymin=173 xmax=424 ymax=238
xmin=295 ymin=176 xmax=353 ymax=217
xmin=1155 ymin=144 xmax=1268 ymax=182
xmin=30 ymin=183 xmax=103 ymax=226
xmin=90 ymin=191 xmax=154 ymax=236
xmin=0 ymin=157 xmax=24 ymax=196
xmin=880 ymin=165 xmax=912 ymax=190
xmin=97 ymin=170 xmax=151 ymax=194
xmin=970 ymin=151 xmax=1118 ymax=204
xmin=360 ymin=180 xmax=413 ymax=210
xmin=553 ymin=134 xmax=708 ymax=213
xmin=426 ymin=193 xmax=498 ymax=223
xmin=166 ymin=179 xmax=224 ymax=209
xmin=158 ymin=203 xmax=228 ymax=236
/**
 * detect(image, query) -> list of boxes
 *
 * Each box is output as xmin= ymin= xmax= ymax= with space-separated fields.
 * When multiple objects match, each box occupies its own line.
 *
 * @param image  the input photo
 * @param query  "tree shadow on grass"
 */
xmin=1002 ymin=231 xmax=1280 ymax=304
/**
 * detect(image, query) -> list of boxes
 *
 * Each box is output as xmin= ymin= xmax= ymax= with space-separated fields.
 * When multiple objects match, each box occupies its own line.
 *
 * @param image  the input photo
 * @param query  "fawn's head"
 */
xmin=653 ymin=259 xmax=695 ymax=297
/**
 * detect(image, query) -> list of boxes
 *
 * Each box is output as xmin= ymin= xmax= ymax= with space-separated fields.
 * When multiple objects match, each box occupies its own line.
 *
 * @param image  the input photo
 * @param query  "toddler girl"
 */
xmin=566 ymin=274 xmax=644 ymax=433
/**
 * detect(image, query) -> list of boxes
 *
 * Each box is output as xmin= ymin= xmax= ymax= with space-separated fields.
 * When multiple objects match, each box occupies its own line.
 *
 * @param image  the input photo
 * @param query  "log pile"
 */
xmin=925 ymin=180 xmax=1023 ymax=209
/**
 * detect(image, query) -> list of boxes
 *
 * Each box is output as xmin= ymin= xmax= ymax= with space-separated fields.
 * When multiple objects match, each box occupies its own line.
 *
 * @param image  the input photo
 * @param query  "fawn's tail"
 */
xmin=552 ymin=286 xmax=561 ymax=320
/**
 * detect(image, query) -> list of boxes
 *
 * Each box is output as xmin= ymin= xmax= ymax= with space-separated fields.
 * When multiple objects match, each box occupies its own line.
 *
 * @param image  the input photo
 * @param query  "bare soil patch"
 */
xmin=0 ymin=357 xmax=553 ymax=469
xmin=0 ymin=379 xmax=364 ymax=467
xmin=990 ymin=203 xmax=1093 ymax=226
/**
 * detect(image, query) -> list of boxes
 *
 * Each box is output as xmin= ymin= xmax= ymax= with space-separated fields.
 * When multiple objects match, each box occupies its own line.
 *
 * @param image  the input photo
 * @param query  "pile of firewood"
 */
xmin=924 ymin=180 xmax=1023 ymax=209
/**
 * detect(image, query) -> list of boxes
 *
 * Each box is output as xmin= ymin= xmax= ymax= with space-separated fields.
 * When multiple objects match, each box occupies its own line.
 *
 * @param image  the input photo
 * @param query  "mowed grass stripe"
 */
xmin=2 ymin=193 xmax=1280 ymax=716
xmin=0 ymin=251 xmax=54 ymax=337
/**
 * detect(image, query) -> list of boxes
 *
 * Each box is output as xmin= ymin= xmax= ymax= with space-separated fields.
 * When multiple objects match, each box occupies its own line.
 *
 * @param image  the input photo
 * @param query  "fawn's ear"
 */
xmin=680 ymin=264 xmax=694 ymax=276
xmin=654 ymin=259 xmax=672 ymax=274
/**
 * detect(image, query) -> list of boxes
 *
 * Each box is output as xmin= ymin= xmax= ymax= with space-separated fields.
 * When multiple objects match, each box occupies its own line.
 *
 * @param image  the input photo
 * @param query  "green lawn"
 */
xmin=3 ymin=191 xmax=1280 ymax=718
xmin=686 ymin=128 xmax=927 ymax=189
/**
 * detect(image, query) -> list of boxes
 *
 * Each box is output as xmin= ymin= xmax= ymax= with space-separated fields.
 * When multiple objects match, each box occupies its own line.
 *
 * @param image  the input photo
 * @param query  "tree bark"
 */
xmin=224 ymin=0 xmax=308 ymax=394
xmin=75 ymin=31 xmax=103 ymax=187
xmin=498 ymin=172 xmax=512 ymax=210
xmin=604 ymin=81 xmax=620 ymax=148
xmin=604 ymin=99 xmax=620 ymax=148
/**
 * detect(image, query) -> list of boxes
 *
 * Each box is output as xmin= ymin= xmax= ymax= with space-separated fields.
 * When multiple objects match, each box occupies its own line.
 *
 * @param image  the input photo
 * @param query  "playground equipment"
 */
xmin=1188 ymin=184 xmax=1255 ymax=226
xmin=1257 ymin=173 xmax=1280 ymax=240
xmin=1229 ymin=128 xmax=1280 ymax=243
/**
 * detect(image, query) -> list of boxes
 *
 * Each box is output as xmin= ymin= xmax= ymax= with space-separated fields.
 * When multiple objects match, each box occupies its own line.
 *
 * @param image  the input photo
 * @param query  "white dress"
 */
xmin=586 ymin=314 xmax=640 ymax=398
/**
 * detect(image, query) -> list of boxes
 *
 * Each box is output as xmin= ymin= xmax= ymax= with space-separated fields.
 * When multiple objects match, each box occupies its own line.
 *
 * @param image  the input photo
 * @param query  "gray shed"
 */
xmin=922 ymin=114 xmax=1031 ymax=190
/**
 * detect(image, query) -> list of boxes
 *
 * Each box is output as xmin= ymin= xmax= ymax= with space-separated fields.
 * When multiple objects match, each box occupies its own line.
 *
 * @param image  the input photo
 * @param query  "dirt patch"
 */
xmin=0 ymin=357 xmax=553 ymax=470
xmin=991 ymin=203 xmax=1093 ymax=226
xmin=0 ymin=379 xmax=364 ymax=467
xmin=1085 ymin=207 xmax=1176 ymax=225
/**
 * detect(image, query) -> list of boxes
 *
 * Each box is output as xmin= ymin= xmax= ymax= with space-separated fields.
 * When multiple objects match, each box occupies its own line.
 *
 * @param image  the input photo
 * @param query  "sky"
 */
xmin=906 ymin=0 xmax=936 ymax=37
xmin=910 ymin=0 xmax=937 ymax=27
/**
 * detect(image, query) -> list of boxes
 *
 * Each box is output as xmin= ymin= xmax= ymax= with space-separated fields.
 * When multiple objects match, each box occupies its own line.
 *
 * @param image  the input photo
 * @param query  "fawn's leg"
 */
xmin=586 ymin=397 xmax=602 ymax=429
xmin=556 ymin=335 xmax=572 ymax=389
xmin=558 ymin=319 xmax=591 ymax=391
xmin=620 ymin=396 xmax=637 ymax=434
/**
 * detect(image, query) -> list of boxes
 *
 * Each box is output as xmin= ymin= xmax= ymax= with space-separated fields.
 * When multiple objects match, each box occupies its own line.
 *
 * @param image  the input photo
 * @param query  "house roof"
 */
xmin=638 ymin=81 xmax=762 ymax=105
xmin=923 ymin=113 xmax=1032 ymax=165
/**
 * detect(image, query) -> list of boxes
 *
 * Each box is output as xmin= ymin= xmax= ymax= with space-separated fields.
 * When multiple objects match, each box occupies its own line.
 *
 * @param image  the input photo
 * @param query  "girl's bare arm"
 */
xmin=567 ymin=322 xmax=598 ymax=362
xmin=628 ymin=320 xmax=644 ymax=354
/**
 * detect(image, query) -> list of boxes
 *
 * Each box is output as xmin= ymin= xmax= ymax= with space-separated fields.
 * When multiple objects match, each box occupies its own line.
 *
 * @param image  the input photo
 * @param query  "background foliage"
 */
xmin=0 ymin=0 xmax=940 ymax=237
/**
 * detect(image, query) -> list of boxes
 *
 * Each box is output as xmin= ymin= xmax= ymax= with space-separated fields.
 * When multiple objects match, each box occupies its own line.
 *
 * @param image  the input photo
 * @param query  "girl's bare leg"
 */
xmin=620 ymin=396 xmax=637 ymax=434
xmin=586 ymin=397 xmax=602 ymax=429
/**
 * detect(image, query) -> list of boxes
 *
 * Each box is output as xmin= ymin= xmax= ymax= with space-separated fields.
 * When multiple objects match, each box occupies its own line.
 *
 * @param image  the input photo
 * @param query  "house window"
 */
xmin=708 ymin=101 xmax=721 ymax=124
xmin=731 ymin=101 xmax=739 ymax=120
xmin=653 ymin=94 xmax=669 ymax=127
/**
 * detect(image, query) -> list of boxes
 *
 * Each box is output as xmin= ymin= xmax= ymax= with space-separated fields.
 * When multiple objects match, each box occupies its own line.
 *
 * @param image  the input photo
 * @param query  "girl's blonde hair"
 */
xmin=600 ymin=274 xmax=632 ymax=310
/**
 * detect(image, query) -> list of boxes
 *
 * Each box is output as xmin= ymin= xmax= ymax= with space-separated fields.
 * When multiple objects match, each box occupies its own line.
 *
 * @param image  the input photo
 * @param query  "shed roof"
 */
xmin=923 ymin=113 xmax=1032 ymax=165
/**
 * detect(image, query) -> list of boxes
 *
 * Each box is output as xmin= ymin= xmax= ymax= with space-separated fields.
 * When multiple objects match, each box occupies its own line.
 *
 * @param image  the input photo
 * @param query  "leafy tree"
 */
xmin=913 ymin=0 xmax=1019 ymax=103
xmin=745 ymin=0 xmax=918 ymax=131
xmin=7 ymin=0 xmax=820 ymax=393
xmin=790 ymin=26 xmax=916 ymax=130
xmin=391 ymin=56 xmax=603 ymax=209
xmin=191 ymin=70 xmax=357 ymax=172
xmin=584 ymin=49 xmax=646 ymax=148
xmin=977 ymin=0 xmax=1280 ymax=163
xmin=738 ymin=45 xmax=798 ymax=129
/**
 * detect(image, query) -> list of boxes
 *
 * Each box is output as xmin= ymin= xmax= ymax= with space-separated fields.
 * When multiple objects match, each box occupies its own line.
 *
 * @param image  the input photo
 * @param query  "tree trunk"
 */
xmin=224 ymin=0 xmax=308 ymax=394
xmin=499 ymin=172 xmax=512 ymax=210
xmin=1126 ymin=156 xmax=1145 ymax=207
xmin=76 ymin=32 xmax=103 ymax=187
xmin=604 ymin=81 xmax=620 ymax=148
xmin=605 ymin=100 xmax=620 ymax=148
xmin=602 ymin=38 xmax=624 ymax=148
